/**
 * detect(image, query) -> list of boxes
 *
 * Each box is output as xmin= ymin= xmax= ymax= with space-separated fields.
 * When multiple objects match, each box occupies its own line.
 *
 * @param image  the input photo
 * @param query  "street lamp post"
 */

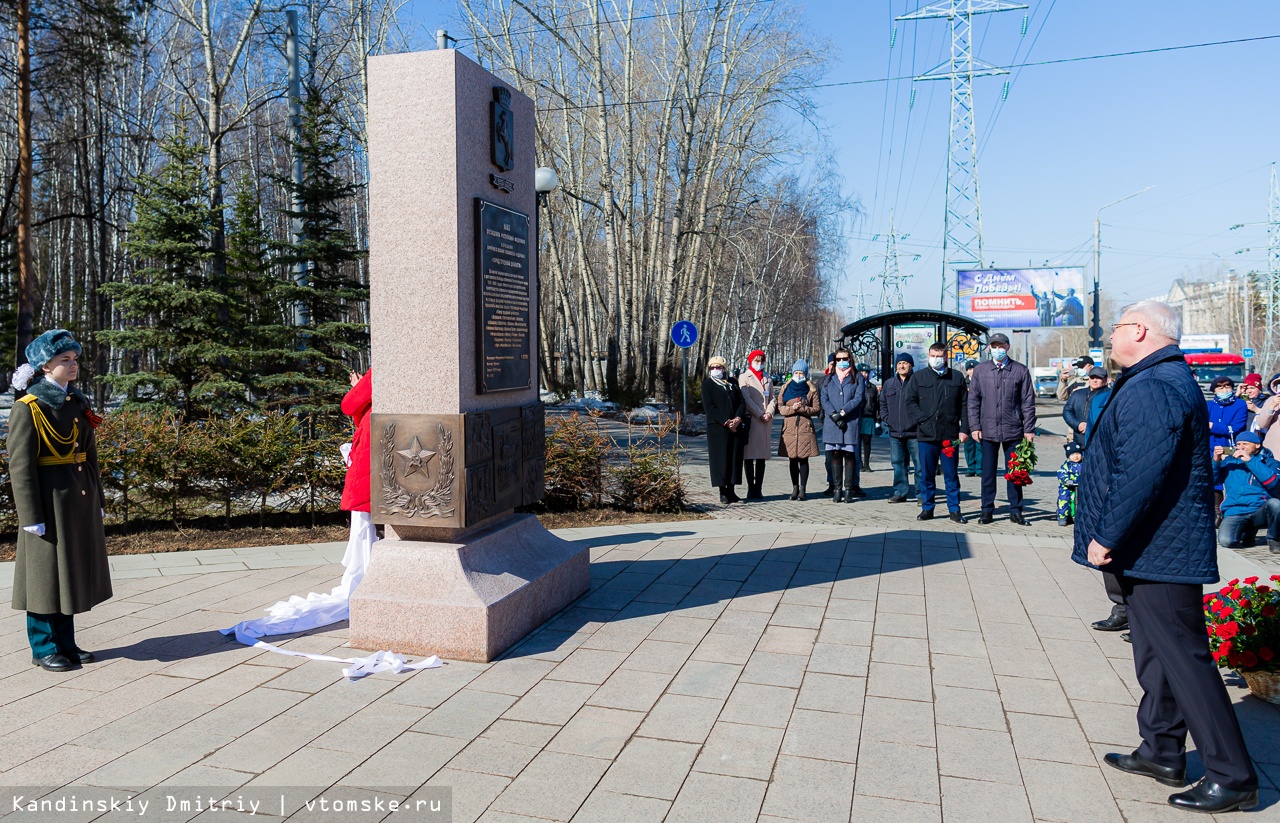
xmin=535 ymin=167 xmax=561 ymax=393
xmin=1091 ymin=186 xmax=1155 ymax=351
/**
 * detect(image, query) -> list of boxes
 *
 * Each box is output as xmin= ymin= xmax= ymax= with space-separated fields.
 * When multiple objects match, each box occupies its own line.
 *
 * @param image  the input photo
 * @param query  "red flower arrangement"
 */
xmin=1205 ymin=575 xmax=1280 ymax=674
xmin=941 ymin=440 xmax=956 ymax=459
xmin=1003 ymin=438 xmax=1037 ymax=486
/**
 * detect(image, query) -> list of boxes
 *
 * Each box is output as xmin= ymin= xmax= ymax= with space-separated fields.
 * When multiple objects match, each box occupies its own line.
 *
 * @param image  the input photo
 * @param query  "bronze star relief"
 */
xmin=397 ymin=437 xmax=438 ymax=477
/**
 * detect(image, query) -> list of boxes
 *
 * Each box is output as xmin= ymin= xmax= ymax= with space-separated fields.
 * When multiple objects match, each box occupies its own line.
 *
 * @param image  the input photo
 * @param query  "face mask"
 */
xmin=991 ymin=348 xmax=1008 ymax=362
xmin=835 ymin=361 xmax=851 ymax=371
xmin=928 ymin=355 xmax=945 ymax=369
xmin=1216 ymin=390 xmax=1234 ymax=401
xmin=793 ymin=373 xmax=806 ymax=383
xmin=709 ymin=369 xmax=724 ymax=379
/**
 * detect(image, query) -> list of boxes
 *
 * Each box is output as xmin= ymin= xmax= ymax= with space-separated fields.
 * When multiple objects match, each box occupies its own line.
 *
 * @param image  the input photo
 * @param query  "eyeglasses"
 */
xmin=1110 ymin=322 xmax=1142 ymax=331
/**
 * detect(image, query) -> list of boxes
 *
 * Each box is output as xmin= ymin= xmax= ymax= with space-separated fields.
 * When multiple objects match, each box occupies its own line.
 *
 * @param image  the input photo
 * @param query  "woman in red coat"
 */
xmin=341 ymin=369 xmax=372 ymax=512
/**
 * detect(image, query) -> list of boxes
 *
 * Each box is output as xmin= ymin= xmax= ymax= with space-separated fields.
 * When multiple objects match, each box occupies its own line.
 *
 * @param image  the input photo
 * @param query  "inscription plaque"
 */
xmin=476 ymin=199 xmax=532 ymax=393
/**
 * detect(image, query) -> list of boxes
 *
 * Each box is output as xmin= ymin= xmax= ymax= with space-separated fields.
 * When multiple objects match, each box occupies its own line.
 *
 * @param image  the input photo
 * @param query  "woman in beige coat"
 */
xmin=738 ymin=349 xmax=776 ymax=499
xmin=777 ymin=359 xmax=820 ymax=500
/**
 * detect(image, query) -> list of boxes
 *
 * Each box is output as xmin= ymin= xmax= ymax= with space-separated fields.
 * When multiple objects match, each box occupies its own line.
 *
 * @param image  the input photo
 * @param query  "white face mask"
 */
xmin=1216 ymin=390 xmax=1234 ymax=401
xmin=991 ymin=347 xmax=1008 ymax=362
xmin=709 ymin=368 xmax=724 ymax=379
xmin=792 ymin=373 xmax=806 ymax=383
xmin=928 ymin=355 xmax=946 ymax=369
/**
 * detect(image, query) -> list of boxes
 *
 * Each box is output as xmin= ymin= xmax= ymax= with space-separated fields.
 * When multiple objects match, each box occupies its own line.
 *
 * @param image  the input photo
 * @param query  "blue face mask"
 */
xmin=1215 ymin=390 xmax=1235 ymax=402
xmin=991 ymin=348 xmax=1008 ymax=362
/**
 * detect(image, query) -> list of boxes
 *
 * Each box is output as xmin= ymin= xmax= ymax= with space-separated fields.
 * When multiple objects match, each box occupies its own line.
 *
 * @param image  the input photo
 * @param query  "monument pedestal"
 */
xmin=349 ymin=515 xmax=588 ymax=662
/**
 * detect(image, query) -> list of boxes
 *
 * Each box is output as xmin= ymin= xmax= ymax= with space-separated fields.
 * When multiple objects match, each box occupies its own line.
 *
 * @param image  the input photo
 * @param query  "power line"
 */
xmin=535 ymin=31 xmax=1280 ymax=112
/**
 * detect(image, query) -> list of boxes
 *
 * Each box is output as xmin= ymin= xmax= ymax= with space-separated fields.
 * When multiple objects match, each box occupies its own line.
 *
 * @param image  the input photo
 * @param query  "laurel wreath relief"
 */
xmin=379 ymin=422 xmax=456 ymax=519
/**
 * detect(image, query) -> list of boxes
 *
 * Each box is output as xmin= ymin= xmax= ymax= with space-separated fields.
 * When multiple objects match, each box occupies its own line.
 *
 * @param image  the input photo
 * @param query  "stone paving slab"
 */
xmin=0 ymin=516 xmax=1275 ymax=822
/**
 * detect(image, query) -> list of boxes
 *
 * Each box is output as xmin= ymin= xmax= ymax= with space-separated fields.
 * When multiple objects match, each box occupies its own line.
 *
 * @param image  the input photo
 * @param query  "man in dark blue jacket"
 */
xmin=1062 ymin=366 xmax=1110 ymax=445
xmin=879 ymin=353 xmax=918 ymax=503
xmin=1214 ymin=431 xmax=1280 ymax=552
xmin=904 ymin=343 xmax=969 ymax=523
xmin=1076 ymin=300 xmax=1257 ymax=813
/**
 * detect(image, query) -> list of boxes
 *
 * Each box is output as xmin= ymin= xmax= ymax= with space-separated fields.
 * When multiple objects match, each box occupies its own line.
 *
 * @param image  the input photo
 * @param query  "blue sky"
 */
xmin=407 ymin=0 xmax=1280 ymax=312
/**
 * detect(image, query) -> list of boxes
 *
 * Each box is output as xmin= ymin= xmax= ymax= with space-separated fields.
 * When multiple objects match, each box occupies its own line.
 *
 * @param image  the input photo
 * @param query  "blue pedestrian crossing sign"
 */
xmin=671 ymin=320 xmax=699 ymax=349
xmin=1244 ymin=347 xmax=1255 ymax=358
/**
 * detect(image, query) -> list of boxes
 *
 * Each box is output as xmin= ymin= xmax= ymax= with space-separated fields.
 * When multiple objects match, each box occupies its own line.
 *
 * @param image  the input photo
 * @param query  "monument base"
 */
xmin=348 ymin=514 xmax=589 ymax=662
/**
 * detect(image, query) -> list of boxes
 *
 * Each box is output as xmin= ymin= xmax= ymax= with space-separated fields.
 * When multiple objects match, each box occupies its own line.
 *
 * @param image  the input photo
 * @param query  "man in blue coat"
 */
xmin=1062 ymin=366 xmax=1110 ymax=445
xmin=1076 ymin=300 xmax=1257 ymax=813
xmin=1213 ymin=431 xmax=1280 ymax=552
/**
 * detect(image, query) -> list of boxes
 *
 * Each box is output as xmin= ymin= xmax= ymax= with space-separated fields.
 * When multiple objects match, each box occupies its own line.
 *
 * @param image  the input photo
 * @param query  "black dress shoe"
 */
xmin=849 ymin=487 xmax=868 ymax=499
xmin=1121 ymin=631 xmax=1131 ymax=643
xmin=887 ymin=495 xmax=906 ymax=504
xmin=821 ymin=485 xmax=834 ymax=497
xmin=1104 ymin=752 xmax=1185 ymax=787
xmin=32 ymin=653 xmax=75 ymax=672
xmin=949 ymin=511 xmax=967 ymax=524
xmin=978 ymin=513 xmax=994 ymax=524
xmin=917 ymin=510 xmax=934 ymax=521
xmin=1009 ymin=512 xmax=1029 ymax=525
xmin=1092 ymin=614 xmax=1129 ymax=632
xmin=1168 ymin=779 xmax=1258 ymax=813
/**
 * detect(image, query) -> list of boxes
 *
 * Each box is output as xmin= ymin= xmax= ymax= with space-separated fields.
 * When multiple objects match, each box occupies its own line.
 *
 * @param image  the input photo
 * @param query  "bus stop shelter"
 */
xmin=838 ymin=310 xmax=990 ymax=381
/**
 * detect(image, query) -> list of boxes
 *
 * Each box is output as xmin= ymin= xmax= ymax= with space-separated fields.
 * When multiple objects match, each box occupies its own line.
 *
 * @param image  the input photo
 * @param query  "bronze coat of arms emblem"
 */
xmin=491 ymin=86 xmax=514 ymax=172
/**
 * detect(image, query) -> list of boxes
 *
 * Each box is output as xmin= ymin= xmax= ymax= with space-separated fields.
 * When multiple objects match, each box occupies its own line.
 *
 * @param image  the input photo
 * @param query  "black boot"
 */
xmin=798 ymin=484 xmax=807 ymax=501
xmin=861 ymin=438 xmax=872 ymax=471
xmin=789 ymin=484 xmax=799 ymax=501
xmin=843 ymin=459 xmax=857 ymax=503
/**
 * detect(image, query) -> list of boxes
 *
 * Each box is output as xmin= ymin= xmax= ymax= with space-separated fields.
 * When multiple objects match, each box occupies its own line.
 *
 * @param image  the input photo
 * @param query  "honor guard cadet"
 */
xmin=8 ymin=330 xmax=112 ymax=672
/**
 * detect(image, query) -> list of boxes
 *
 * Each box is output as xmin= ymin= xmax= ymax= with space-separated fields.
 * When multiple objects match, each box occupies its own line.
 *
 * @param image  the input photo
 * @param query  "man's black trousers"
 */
xmin=1103 ymin=572 xmax=1127 ymax=621
xmin=1123 ymin=577 xmax=1257 ymax=791
xmin=979 ymin=439 xmax=1023 ymax=514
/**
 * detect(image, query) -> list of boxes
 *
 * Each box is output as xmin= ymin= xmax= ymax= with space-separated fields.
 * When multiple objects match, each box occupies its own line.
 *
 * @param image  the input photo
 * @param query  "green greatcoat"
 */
xmin=8 ymin=379 xmax=112 ymax=615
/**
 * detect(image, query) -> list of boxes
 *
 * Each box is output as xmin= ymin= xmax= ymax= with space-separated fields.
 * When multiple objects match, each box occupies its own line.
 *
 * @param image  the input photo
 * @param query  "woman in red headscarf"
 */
xmin=738 ymin=349 xmax=776 ymax=499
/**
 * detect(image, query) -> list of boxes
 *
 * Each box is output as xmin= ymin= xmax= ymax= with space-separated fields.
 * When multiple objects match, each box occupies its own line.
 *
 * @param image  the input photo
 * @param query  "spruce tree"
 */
xmin=259 ymin=85 xmax=368 ymax=417
xmin=224 ymin=174 xmax=286 ymax=403
xmin=100 ymin=119 xmax=246 ymax=418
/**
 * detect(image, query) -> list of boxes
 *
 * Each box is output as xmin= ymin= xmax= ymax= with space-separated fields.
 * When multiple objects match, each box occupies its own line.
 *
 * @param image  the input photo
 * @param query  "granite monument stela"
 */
xmin=349 ymin=49 xmax=589 ymax=663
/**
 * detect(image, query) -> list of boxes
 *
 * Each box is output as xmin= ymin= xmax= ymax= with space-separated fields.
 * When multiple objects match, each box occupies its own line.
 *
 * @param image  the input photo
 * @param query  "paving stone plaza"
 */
xmin=0 ymin=420 xmax=1277 ymax=822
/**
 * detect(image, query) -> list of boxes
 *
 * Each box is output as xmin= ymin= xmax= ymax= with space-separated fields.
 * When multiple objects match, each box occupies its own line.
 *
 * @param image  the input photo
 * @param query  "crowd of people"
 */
xmin=701 ymin=331 xmax=1038 ymax=524
xmin=701 ymin=299 xmax=1262 ymax=813
xmin=5 ymin=302 xmax=1264 ymax=814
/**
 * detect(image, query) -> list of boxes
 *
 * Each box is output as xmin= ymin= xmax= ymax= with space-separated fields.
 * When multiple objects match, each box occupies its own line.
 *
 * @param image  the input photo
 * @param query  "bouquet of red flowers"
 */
xmin=1205 ymin=575 xmax=1280 ymax=672
xmin=941 ymin=439 xmax=956 ymax=459
xmin=1003 ymin=438 xmax=1036 ymax=486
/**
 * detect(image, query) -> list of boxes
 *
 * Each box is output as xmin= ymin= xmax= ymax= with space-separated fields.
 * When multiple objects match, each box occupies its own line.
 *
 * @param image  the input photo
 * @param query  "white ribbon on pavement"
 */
xmin=220 ymin=510 xmax=442 ymax=680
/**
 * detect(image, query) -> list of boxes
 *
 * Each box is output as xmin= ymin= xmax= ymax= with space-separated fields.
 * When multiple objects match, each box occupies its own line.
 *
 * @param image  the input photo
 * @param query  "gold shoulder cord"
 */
xmin=18 ymin=396 xmax=85 ymax=466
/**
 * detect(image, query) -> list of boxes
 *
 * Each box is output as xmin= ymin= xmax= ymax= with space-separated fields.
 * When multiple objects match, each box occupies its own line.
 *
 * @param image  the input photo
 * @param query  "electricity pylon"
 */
xmin=862 ymin=210 xmax=917 ymax=312
xmin=897 ymin=0 xmax=1026 ymax=310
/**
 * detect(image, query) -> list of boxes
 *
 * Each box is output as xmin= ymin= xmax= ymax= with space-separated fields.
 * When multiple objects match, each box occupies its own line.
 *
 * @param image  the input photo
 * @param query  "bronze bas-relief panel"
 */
xmin=370 ymin=402 xmax=545 ymax=529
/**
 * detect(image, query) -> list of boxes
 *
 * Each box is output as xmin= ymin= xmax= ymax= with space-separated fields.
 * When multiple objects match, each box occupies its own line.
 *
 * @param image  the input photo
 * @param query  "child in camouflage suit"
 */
xmin=1057 ymin=441 xmax=1083 ymax=526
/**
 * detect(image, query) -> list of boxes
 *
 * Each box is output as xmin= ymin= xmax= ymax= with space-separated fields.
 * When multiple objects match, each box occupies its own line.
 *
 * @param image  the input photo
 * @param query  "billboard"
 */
xmin=957 ymin=267 xmax=1086 ymax=328
xmin=893 ymin=323 xmax=935 ymax=368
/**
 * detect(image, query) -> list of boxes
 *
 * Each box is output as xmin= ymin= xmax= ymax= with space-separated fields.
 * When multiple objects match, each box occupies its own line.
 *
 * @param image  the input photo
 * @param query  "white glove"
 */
xmin=22 ymin=523 xmax=45 ymax=537
xmin=340 ymin=442 xmax=353 ymax=468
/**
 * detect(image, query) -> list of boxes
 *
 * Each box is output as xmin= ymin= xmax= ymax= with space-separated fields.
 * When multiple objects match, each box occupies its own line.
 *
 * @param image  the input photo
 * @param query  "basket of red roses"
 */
xmin=1205 ymin=574 xmax=1280 ymax=704
xmin=1003 ymin=438 xmax=1036 ymax=487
